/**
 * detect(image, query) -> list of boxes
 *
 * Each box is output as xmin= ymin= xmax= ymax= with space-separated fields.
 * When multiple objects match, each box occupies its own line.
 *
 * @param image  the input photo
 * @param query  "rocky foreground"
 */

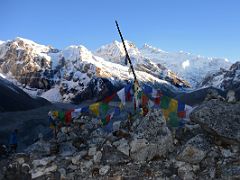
xmin=0 ymin=96 xmax=239 ymax=180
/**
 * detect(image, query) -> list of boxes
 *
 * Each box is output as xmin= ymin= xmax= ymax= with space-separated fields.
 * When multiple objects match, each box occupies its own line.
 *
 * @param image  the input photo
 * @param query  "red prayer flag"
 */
xmin=142 ymin=93 xmax=149 ymax=107
xmin=103 ymin=93 xmax=116 ymax=103
xmin=65 ymin=110 xmax=74 ymax=125
xmin=177 ymin=111 xmax=186 ymax=118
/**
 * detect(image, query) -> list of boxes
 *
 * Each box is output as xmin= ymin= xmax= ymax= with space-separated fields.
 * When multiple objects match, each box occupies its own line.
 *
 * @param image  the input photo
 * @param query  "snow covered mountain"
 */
xmin=198 ymin=61 xmax=240 ymax=100
xmin=95 ymin=40 xmax=190 ymax=87
xmin=0 ymin=40 xmax=4 ymax=45
xmin=140 ymin=44 xmax=232 ymax=87
xmin=0 ymin=37 xmax=233 ymax=103
xmin=0 ymin=38 xmax=186 ymax=103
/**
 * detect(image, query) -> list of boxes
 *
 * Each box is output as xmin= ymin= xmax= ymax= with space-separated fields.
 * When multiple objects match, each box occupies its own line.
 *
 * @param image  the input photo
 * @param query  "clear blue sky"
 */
xmin=1 ymin=0 xmax=240 ymax=61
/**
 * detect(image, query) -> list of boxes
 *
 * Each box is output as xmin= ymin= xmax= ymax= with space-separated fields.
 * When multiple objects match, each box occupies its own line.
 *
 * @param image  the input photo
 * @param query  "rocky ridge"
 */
xmin=199 ymin=61 xmax=240 ymax=100
xmin=1 ymin=92 xmax=239 ymax=179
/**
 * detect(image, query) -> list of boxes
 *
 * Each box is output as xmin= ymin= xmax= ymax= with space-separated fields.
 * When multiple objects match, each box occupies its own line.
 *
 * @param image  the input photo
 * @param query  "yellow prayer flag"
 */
xmin=89 ymin=103 xmax=100 ymax=116
xmin=168 ymin=99 xmax=178 ymax=113
xmin=162 ymin=109 xmax=170 ymax=121
xmin=52 ymin=111 xmax=59 ymax=118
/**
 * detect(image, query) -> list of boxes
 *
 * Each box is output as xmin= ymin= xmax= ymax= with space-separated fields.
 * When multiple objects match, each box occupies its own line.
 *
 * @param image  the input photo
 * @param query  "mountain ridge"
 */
xmin=0 ymin=37 xmax=233 ymax=103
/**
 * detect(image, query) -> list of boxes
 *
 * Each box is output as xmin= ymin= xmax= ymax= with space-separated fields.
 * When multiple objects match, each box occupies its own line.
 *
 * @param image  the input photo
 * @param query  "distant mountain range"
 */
xmin=0 ymin=37 xmax=235 ymax=103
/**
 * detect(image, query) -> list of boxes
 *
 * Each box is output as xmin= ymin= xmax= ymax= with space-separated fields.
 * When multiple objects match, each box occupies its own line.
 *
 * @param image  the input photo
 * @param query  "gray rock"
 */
xmin=88 ymin=147 xmax=97 ymax=156
xmin=177 ymin=134 xmax=211 ymax=164
xmin=220 ymin=162 xmax=240 ymax=179
xmin=58 ymin=168 xmax=67 ymax=179
xmin=190 ymin=99 xmax=240 ymax=145
xmin=81 ymin=160 xmax=93 ymax=172
xmin=177 ymin=163 xmax=196 ymax=180
xmin=113 ymin=138 xmax=130 ymax=156
xmin=93 ymin=151 xmax=102 ymax=163
xmin=130 ymin=109 xmax=173 ymax=162
xmin=101 ymin=145 xmax=130 ymax=165
xmin=99 ymin=165 xmax=110 ymax=176
xmin=226 ymin=90 xmax=236 ymax=103
xmin=32 ymin=156 xmax=56 ymax=168
xmin=59 ymin=142 xmax=77 ymax=156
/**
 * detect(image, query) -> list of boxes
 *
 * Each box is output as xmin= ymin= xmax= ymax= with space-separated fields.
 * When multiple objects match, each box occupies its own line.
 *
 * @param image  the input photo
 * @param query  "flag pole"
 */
xmin=115 ymin=21 xmax=138 ymax=83
xmin=115 ymin=21 xmax=140 ymax=111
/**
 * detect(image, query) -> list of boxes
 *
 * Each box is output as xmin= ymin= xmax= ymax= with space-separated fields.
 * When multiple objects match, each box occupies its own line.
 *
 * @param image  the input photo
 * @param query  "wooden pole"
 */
xmin=115 ymin=21 xmax=138 ymax=83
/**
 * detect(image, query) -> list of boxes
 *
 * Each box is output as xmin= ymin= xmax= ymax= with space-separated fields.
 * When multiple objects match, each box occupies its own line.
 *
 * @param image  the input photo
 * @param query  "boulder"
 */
xmin=101 ymin=145 xmax=130 ymax=165
xmin=220 ymin=162 xmax=240 ymax=179
xmin=99 ymin=165 xmax=110 ymax=176
xmin=177 ymin=163 xmax=196 ymax=180
xmin=32 ymin=156 xmax=56 ymax=168
xmin=190 ymin=99 xmax=240 ymax=145
xmin=129 ymin=109 xmax=173 ymax=161
xmin=177 ymin=134 xmax=211 ymax=164
xmin=93 ymin=151 xmax=102 ymax=163
xmin=113 ymin=138 xmax=130 ymax=156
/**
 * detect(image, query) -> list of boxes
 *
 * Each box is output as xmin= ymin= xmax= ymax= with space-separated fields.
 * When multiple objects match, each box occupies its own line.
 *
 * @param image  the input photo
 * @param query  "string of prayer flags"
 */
xmin=48 ymin=83 xmax=193 ymax=130
xmin=89 ymin=102 xmax=100 ymax=116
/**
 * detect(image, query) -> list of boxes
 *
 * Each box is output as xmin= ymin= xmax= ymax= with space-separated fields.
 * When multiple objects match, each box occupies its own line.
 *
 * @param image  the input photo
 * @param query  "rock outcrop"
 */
xmin=130 ymin=109 xmax=173 ymax=161
xmin=199 ymin=61 xmax=240 ymax=101
xmin=190 ymin=99 xmax=240 ymax=145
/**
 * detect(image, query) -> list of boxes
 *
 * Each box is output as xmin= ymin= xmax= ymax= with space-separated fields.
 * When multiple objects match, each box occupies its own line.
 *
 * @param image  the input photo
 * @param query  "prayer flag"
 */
xmin=177 ymin=102 xmax=185 ymax=112
xmin=58 ymin=111 xmax=65 ymax=122
xmin=169 ymin=99 xmax=178 ymax=112
xmin=65 ymin=110 xmax=73 ymax=125
xmin=117 ymin=88 xmax=126 ymax=105
xmin=103 ymin=93 xmax=116 ymax=103
xmin=100 ymin=103 xmax=109 ymax=116
xmin=160 ymin=96 xmax=171 ymax=109
xmin=81 ymin=106 xmax=89 ymax=113
xmin=168 ymin=112 xmax=179 ymax=127
xmin=89 ymin=103 xmax=100 ymax=116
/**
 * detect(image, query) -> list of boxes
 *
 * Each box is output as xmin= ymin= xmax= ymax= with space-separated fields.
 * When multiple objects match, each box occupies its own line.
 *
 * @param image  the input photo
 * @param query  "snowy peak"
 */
xmin=140 ymin=44 xmax=232 ymax=87
xmin=95 ymin=40 xmax=141 ymax=64
xmin=142 ymin=43 xmax=167 ymax=54
xmin=13 ymin=37 xmax=51 ymax=54
xmin=61 ymin=45 xmax=93 ymax=62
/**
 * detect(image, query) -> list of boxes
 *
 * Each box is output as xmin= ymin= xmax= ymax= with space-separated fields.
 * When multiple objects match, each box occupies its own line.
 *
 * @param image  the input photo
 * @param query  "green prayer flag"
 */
xmin=168 ymin=112 xmax=179 ymax=127
xmin=160 ymin=96 xmax=171 ymax=109
xmin=100 ymin=103 xmax=109 ymax=116
xmin=59 ymin=111 xmax=65 ymax=122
